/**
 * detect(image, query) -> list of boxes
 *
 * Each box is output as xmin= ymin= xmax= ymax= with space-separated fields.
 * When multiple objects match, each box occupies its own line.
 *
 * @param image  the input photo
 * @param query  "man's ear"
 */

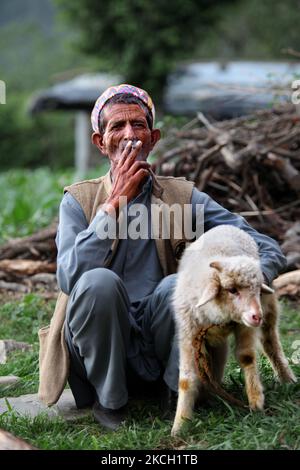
xmin=92 ymin=132 xmax=106 ymax=154
xmin=150 ymin=129 xmax=161 ymax=150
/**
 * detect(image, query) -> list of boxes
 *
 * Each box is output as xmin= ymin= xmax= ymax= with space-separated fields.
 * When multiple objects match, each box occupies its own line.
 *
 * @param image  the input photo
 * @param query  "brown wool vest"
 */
xmin=38 ymin=171 xmax=194 ymax=406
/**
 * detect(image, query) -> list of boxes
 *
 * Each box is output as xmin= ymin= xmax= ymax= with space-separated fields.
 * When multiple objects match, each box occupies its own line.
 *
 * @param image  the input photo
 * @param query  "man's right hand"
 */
xmin=103 ymin=140 xmax=151 ymax=216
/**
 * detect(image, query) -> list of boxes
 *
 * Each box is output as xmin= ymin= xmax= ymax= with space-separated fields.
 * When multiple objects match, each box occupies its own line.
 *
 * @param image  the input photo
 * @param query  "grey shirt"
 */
xmin=56 ymin=178 xmax=286 ymax=298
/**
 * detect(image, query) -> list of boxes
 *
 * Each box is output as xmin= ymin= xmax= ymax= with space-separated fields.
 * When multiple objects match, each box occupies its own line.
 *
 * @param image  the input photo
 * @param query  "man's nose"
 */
xmin=123 ymin=123 xmax=136 ymax=140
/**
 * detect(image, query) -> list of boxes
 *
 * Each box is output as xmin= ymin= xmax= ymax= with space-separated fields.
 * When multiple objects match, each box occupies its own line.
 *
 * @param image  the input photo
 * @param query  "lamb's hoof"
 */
xmin=280 ymin=370 xmax=297 ymax=384
xmin=249 ymin=394 xmax=264 ymax=411
xmin=171 ymin=425 xmax=181 ymax=437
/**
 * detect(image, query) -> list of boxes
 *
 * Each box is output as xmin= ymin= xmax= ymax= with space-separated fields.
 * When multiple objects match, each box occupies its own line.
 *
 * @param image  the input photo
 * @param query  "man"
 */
xmin=38 ymin=84 xmax=286 ymax=431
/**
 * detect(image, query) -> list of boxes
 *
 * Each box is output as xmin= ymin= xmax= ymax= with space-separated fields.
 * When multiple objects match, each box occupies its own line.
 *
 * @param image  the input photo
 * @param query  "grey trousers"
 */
xmin=64 ymin=268 xmax=179 ymax=410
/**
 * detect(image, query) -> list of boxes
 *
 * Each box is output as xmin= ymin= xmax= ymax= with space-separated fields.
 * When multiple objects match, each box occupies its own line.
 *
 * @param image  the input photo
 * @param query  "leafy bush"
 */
xmin=0 ymin=168 xmax=74 ymax=242
xmin=0 ymin=166 xmax=109 ymax=243
xmin=0 ymin=92 xmax=74 ymax=169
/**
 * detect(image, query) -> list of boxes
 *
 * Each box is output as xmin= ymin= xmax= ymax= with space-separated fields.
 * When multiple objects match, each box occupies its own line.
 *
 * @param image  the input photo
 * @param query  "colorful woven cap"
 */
xmin=91 ymin=83 xmax=155 ymax=133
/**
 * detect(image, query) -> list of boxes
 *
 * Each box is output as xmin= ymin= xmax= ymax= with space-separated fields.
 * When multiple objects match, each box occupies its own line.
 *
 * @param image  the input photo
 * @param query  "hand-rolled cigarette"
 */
xmin=131 ymin=139 xmax=141 ymax=149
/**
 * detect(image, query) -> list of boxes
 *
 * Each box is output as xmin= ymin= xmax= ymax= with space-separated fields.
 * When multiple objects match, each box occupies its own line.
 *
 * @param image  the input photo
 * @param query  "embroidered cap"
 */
xmin=91 ymin=83 xmax=155 ymax=133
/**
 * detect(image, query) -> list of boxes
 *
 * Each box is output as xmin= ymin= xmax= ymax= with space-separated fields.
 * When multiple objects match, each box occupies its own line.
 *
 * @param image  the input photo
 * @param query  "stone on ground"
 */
xmin=0 ymin=389 xmax=90 ymax=421
xmin=0 ymin=339 xmax=32 ymax=364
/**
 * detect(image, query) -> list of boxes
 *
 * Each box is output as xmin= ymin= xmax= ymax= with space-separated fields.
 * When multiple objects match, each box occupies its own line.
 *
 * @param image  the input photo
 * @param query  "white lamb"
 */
xmin=171 ymin=224 xmax=296 ymax=436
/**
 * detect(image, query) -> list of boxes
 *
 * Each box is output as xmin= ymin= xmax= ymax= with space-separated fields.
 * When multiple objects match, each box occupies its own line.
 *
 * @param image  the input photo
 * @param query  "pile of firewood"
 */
xmin=0 ymin=104 xmax=300 ymax=298
xmin=154 ymin=104 xmax=300 ymax=238
xmin=0 ymin=223 xmax=57 ymax=294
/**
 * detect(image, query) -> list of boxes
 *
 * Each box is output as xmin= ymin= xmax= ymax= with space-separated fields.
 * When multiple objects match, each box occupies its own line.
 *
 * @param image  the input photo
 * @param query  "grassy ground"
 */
xmin=0 ymin=293 xmax=299 ymax=450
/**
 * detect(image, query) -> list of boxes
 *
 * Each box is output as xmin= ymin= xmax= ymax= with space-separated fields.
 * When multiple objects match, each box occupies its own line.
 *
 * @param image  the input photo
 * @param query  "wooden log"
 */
xmin=265 ymin=152 xmax=300 ymax=191
xmin=0 ymin=281 xmax=29 ymax=293
xmin=0 ymin=260 xmax=56 ymax=276
xmin=0 ymin=224 xmax=57 ymax=260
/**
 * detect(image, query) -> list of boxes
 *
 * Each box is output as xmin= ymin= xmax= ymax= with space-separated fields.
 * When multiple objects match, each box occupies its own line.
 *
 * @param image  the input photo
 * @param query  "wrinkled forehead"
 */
xmin=102 ymin=103 xmax=148 ymax=124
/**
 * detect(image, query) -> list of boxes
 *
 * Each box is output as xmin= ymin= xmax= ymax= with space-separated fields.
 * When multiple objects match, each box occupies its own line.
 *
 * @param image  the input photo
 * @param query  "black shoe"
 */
xmin=92 ymin=402 xmax=127 ymax=431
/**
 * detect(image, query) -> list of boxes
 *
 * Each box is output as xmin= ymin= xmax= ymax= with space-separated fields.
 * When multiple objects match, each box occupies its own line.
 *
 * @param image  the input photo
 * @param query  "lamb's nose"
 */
xmin=252 ymin=314 xmax=262 ymax=325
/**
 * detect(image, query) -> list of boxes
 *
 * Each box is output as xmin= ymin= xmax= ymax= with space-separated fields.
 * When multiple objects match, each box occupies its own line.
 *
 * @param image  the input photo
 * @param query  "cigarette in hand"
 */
xmin=131 ymin=139 xmax=141 ymax=149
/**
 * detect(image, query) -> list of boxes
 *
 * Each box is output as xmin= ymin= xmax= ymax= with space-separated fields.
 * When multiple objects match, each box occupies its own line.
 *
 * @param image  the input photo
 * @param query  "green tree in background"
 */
xmin=196 ymin=0 xmax=300 ymax=60
xmin=57 ymin=0 xmax=237 ymax=101
xmin=0 ymin=0 xmax=97 ymax=170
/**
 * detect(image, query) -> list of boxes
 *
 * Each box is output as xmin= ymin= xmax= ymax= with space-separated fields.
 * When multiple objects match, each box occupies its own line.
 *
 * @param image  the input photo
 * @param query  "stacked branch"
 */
xmin=0 ymin=223 xmax=57 ymax=293
xmin=154 ymin=104 xmax=300 ymax=243
xmin=152 ymin=104 xmax=300 ymax=299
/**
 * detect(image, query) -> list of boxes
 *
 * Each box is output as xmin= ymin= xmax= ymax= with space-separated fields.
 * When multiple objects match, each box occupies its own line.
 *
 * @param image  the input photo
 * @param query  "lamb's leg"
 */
xmin=261 ymin=294 xmax=296 ymax=383
xmin=207 ymin=339 xmax=229 ymax=384
xmin=171 ymin=340 xmax=200 ymax=436
xmin=235 ymin=325 xmax=264 ymax=410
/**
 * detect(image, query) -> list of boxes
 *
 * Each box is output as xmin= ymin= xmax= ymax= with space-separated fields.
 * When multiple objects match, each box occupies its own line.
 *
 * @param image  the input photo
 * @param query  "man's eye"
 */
xmin=228 ymin=287 xmax=238 ymax=295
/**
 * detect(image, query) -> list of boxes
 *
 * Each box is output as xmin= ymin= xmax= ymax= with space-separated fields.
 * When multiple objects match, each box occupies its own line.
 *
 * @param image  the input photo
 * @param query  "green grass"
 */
xmin=0 ymin=294 xmax=55 ymax=397
xmin=0 ymin=293 xmax=299 ymax=450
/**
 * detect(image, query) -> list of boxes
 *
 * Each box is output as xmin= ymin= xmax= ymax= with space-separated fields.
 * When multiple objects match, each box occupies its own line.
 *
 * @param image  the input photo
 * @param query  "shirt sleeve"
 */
xmin=56 ymin=192 xmax=115 ymax=295
xmin=191 ymin=187 xmax=287 ymax=284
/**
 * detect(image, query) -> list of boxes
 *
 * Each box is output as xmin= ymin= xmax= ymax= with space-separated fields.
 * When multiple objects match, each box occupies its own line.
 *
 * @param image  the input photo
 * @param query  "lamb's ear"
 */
xmin=209 ymin=261 xmax=223 ymax=272
xmin=196 ymin=279 xmax=219 ymax=308
xmin=261 ymin=283 xmax=275 ymax=294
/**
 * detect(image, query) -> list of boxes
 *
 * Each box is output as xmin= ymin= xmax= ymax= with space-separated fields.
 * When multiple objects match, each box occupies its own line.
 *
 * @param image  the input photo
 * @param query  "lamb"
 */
xmin=171 ymin=224 xmax=296 ymax=436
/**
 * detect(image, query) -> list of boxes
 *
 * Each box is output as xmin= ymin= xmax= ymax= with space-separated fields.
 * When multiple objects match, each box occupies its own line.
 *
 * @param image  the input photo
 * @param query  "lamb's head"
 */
xmin=196 ymin=256 xmax=274 ymax=327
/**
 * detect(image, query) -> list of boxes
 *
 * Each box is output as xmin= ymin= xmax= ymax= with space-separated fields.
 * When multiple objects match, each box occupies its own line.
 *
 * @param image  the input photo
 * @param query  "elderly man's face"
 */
xmin=93 ymin=103 xmax=160 ymax=169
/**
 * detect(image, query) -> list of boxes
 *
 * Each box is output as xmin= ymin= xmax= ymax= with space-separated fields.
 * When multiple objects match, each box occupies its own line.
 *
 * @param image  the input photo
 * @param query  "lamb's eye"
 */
xmin=228 ymin=287 xmax=238 ymax=295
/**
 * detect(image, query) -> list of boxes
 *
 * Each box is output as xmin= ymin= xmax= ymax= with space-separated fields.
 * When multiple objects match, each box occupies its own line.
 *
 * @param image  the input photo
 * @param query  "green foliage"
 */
xmin=0 ymin=294 xmax=55 ymax=396
xmin=0 ymin=1 xmax=99 ymax=171
xmin=0 ymin=2 xmax=99 ymax=93
xmin=0 ymin=92 xmax=75 ymax=169
xmin=196 ymin=0 xmax=300 ymax=59
xmin=155 ymin=115 xmax=190 ymax=139
xmin=0 ymin=293 xmax=55 ymax=343
xmin=0 ymin=168 xmax=74 ymax=243
xmin=0 ymin=166 xmax=109 ymax=243
xmin=56 ymin=0 xmax=237 ymax=101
